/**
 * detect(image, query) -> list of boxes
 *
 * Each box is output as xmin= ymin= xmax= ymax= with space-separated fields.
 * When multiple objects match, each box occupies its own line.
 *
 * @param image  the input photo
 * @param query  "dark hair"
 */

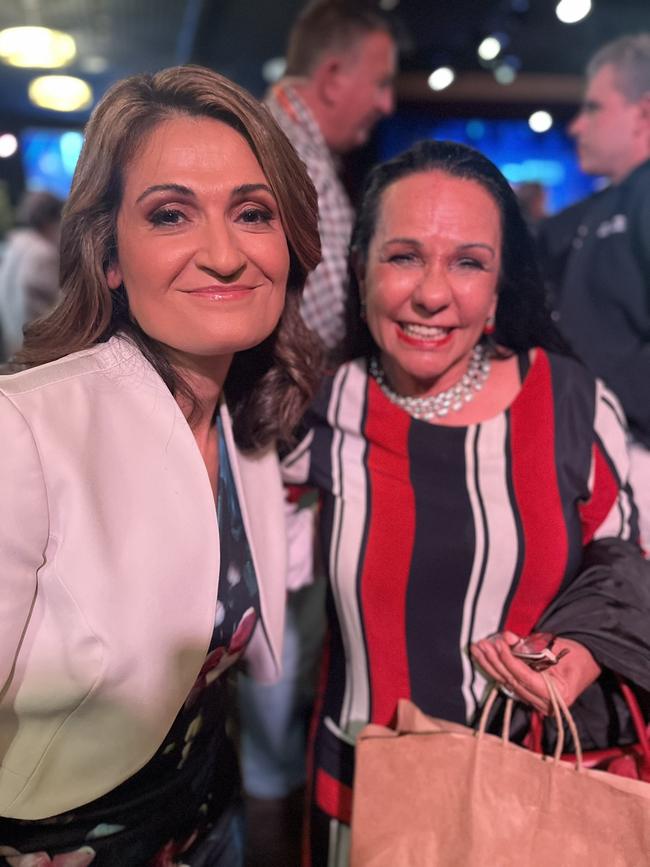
xmin=19 ymin=65 xmax=323 ymax=451
xmin=16 ymin=191 xmax=63 ymax=233
xmin=285 ymin=0 xmax=393 ymax=77
xmin=343 ymin=139 xmax=572 ymax=361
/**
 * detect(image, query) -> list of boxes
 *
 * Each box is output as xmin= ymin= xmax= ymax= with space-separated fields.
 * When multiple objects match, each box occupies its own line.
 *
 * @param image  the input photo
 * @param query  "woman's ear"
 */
xmin=106 ymin=260 xmax=122 ymax=290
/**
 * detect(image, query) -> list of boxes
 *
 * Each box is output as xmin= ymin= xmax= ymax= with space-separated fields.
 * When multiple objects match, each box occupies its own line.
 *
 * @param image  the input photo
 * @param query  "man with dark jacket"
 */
xmin=539 ymin=33 xmax=650 ymax=548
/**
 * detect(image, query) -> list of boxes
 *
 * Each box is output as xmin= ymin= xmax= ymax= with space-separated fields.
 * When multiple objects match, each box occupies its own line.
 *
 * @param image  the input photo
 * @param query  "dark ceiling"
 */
xmin=1 ymin=0 xmax=649 ymax=129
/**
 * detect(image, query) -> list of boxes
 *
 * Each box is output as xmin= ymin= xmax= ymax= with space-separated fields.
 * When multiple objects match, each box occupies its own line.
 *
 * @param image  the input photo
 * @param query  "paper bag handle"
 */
xmin=477 ymin=674 xmax=583 ymax=769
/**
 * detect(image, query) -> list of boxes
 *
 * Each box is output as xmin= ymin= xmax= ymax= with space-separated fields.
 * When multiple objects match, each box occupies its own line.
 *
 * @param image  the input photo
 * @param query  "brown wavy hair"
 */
xmin=19 ymin=65 xmax=323 ymax=451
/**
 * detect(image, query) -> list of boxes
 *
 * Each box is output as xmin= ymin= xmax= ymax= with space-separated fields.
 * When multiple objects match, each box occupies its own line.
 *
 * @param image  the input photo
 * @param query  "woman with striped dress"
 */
xmin=283 ymin=141 xmax=650 ymax=867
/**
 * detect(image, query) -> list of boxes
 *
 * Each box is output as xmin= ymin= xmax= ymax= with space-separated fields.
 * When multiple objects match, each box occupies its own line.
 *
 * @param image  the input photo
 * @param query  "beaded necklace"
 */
xmin=369 ymin=345 xmax=491 ymax=421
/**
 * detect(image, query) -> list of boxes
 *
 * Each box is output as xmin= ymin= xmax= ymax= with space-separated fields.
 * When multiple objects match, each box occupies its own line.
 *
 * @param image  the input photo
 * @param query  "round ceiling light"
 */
xmin=529 ymin=110 xmax=553 ymax=133
xmin=0 ymin=26 xmax=76 ymax=68
xmin=0 ymin=133 xmax=18 ymax=158
xmin=28 ymin=75 xmax=93 ymax=112
xmin=428 ymin=66 xmax=456 ymax=92
xmin=555 ymin=0 xmax=592 ymax=24
xmin=478 ymin=36 xmax=502 ymax=62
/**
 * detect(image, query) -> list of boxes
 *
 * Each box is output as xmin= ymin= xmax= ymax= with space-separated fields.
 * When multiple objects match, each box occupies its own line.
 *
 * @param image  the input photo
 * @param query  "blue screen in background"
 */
xmin=20 ymin=128 xmax=84 ymax=200
xmin=377 ymin=116 xmax=599 ymax=214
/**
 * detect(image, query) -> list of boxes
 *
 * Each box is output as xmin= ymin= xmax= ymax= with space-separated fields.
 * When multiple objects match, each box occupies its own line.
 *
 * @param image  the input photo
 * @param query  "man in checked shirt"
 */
xmin=266 ymin=0 xmax=397 ymax=351
xmin=238 ymin=3 xmax=396 ymax=863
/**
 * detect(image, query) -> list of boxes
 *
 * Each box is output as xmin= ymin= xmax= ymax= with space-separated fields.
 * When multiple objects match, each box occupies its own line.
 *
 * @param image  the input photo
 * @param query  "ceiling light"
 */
xmin=0 ymin=133 xmax=18 ymax=158
xmin=555 ymin=0 xmax=592 ymax=24
xmin=28 ymin=75 xmax=93 ymax=112
xmin=478 ymin=36 xmax=502 ymax=62
xmin=494 ymin=63 xmax=517 ymax=85
xmin=428 ymin=66 xmax=455 ymax=92
xmin=262 ymin=57 xmax=287 ymax=84
xmin=80 ymin=55 xmax=109 ymax=74
xmin=529 ymin=111 xmax=553 ymax=133
xmin=0 ymin=26 xmax=76 ymax=68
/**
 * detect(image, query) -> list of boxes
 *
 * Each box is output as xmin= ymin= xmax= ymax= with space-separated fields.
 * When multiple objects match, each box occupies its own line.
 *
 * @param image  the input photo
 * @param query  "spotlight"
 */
xmin=555 ymin=0 xmax=592 ymax=24
xmin=478 ymin=36 xmax=502 ymax=62
xmin=28 ymin=75 xmax=93 ymax=112
xmin=494 ymin=64 xmax=517 ymax=85
xmin=529 ymin=111 xmax=553 ymax=133
xmin=0 ymin=133 xmax=18 ymax=158
xmin=0 ymin=26 xmax=76 ymax=68
xmin=494 ymin=55 xmax=520 ymax=85
xmin=427 ymin=66 xmax=455 ymax=91
xmin=262 ymin=57 xmax=287 ymax=84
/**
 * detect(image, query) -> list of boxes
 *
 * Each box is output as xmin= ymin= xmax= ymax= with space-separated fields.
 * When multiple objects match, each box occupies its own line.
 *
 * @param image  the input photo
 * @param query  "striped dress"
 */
xmin=282 ymin=349 xmax=638 ymax=867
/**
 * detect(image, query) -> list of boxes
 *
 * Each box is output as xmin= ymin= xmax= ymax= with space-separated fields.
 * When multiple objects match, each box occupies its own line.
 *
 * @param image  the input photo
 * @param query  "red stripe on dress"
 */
xmin=578 ymin=443 xmax=619 ymax=545
xmin=505 ymin=352 xmax=568 ymax=636
xmin=314 ymin=768 xmax=353 ymax=824
xmin=360 ymin=380 xmax=415 ymax=724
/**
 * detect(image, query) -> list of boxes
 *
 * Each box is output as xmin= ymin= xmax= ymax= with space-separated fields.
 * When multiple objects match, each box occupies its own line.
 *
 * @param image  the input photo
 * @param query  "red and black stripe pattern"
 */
xmin=283 ymin=350 xmax=638 ymax=867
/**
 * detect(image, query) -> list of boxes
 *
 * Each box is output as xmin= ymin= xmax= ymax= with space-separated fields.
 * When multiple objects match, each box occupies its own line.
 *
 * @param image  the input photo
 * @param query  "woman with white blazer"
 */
xmin=0 ymin=66 xmax=321 ymax=866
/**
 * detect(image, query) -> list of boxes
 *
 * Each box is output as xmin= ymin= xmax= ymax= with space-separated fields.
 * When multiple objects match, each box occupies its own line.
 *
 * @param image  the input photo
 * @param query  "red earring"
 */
xmin=483 ymin=316 xmax=496 ymax=335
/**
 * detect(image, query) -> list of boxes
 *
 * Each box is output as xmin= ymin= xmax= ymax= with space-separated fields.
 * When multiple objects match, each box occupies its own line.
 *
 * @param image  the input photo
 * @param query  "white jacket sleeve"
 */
xmin=0 ymin=393 xmax=49 ymax=691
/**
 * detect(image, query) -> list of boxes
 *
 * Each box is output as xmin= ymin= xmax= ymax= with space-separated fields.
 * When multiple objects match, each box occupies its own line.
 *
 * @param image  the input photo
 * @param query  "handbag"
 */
xmin=527 ymin=678 xmax=650 ymax=782
xmin=350 ymin=677 xmax=650 ymax=867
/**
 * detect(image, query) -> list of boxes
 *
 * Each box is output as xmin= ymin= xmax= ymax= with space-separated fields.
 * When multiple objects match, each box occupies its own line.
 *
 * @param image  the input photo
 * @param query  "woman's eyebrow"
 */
xmin=232 ymin=183 xmax=274 ymax=197
xmin=382 ymin=236 xmax=422 ymax=247
xmin=458 ymin=242 xmax=496 ymax=255
xmin=135 ymin=182 xmax=274 ymax=205
xmin=136 ymin=183 xmax=194 ymax=204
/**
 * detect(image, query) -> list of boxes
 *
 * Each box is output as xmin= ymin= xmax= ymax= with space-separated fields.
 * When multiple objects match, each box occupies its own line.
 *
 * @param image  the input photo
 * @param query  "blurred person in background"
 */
xmin=265 ymin=0 xmax=396 ymax=351
xmin=0 ymin=191 xmax=63 ymax=361
xmin=514 ymin=181 xmax=548 ymax=236
xmin=0 ymin=65 xmax=321 ymax=866
xmin=538 ymin=33 xmax=650 ymax=549
xmin=283 ymin=139 xmax=650 ymax=866
xmin=238 ymin=3 xmax=396 ymax=862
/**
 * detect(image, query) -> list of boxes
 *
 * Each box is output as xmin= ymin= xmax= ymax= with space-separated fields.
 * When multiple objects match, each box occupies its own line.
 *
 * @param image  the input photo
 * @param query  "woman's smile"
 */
xmin=396 ymin=321 xmax=456 ymax=348
xmin=180 ymin=284 xmax=258 ymax=300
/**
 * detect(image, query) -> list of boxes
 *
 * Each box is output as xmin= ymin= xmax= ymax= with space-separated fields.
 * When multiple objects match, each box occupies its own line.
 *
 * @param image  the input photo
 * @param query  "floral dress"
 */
xmin=0 ymin=424 xmax=259 ymax=867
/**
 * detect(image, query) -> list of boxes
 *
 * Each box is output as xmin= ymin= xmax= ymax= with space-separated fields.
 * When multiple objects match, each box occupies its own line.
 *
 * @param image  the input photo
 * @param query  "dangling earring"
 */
xmin=483 ymin=315 xmax=495 ymax=335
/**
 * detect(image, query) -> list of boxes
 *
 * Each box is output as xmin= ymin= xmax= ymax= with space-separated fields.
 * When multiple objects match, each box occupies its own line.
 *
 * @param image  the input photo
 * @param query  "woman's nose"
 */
xmin=196 ymin=220 xmax=246 ymax=281
xmin=412 ymin=263 xmax=452 ymax=313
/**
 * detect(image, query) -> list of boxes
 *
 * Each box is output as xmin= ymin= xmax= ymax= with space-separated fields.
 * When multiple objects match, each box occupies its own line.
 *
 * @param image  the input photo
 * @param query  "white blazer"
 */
xmin=0 ymin=335 xmax=287 ymax=820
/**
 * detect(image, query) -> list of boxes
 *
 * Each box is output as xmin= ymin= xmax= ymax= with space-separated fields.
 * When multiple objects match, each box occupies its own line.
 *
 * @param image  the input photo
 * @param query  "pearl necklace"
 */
xmin=369 ymin=345 xmax=491 ymax=421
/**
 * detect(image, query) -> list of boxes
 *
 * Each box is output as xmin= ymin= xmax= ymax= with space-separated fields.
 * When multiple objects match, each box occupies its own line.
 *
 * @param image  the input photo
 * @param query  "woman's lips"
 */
xmin=396 ymin=322 xmax=455 ymax=348
xmin=182 ymin=285 xmax=256 ymax=300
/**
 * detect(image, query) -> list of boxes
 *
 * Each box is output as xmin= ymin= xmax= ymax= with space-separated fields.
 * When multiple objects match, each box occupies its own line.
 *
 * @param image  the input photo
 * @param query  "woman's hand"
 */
xmin=470 ymin=631 xmax=601 ymax=715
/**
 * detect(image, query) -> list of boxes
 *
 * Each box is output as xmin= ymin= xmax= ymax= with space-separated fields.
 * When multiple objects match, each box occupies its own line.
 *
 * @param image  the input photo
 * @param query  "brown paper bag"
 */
xmin=350 ymin=692 xmax=650 ymax=866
